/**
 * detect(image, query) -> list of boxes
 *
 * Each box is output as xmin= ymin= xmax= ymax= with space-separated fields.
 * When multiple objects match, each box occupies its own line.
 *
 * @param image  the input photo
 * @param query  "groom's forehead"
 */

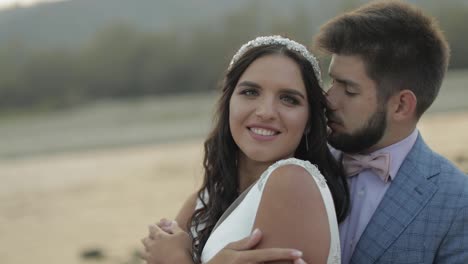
xmin=329 ymin=55 xmax=371 ymax=82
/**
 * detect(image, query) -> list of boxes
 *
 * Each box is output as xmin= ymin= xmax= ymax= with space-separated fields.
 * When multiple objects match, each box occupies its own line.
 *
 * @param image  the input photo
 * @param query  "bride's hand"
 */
xmin=141 ymin=221 xmax=192 ymax=264
xmin=208 ymin=229 xmax=307 ymax=264
xmin=156 ymin=218 xmax=177 ymax=234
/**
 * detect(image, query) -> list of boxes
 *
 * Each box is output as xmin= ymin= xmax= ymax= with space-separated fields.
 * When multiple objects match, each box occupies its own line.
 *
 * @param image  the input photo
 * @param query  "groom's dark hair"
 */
xmin=314 ymin=0 xmax=450 ymax=118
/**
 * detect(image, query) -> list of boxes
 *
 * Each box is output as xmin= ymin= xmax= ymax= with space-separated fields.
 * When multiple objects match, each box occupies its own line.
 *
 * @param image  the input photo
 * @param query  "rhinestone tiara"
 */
xmin=228 ymin=35 xmax=322 ymax=84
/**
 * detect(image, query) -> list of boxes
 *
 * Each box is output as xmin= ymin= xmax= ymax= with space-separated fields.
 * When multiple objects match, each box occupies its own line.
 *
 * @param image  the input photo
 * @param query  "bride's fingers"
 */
xmin=169 ymin=220 xmax=182 ymax=233
xmin=158 ymin=218 xmax=171 ymax=227
xmin=148 ymin=224 xmax=168 ymax=238
xmin=157 ymin=221 xmax=178 ymax=234
xmin=160 ymin=226 xmax=173 ymax=234
xmin=141 ymin=237 xmax=153 ymax=250
xmin=139 ymin=251 xmax=149 ymax=261
xmin=157 ymin=218 xmax=177 ymax=234
xmin=159 ymin=224 xmax=173 ymax=234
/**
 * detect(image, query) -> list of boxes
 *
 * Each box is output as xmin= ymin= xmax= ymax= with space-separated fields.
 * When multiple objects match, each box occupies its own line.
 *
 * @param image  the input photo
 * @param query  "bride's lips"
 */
xmin=247 ymin=124 xmax=281 ymax=142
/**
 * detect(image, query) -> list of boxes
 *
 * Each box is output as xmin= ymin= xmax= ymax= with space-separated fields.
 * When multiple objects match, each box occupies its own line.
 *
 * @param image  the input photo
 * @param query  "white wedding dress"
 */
xmin=194 ymin=158 xmax=341 ymax=264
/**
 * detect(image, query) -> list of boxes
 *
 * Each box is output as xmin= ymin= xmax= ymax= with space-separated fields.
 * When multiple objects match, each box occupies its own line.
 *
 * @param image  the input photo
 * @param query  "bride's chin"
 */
xmin=242 ymin=152 xmax=287 ymax=164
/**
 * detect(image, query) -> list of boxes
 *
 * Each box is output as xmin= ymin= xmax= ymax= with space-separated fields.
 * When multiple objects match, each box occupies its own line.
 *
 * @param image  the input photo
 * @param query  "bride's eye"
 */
xmin=240 ymin=89 xmax=259 ymax=97
xmin=280 ymin=94 xmax=300 ymax=105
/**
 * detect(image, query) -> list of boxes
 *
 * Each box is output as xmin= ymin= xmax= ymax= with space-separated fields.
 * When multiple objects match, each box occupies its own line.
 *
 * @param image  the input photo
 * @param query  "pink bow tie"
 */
xmin=342 ymin=152 xmax=391 ymax=182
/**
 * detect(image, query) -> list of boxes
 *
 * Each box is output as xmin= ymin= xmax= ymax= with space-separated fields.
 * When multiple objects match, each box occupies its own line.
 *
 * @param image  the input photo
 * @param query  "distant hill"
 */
xmin=0 ymin=0 xmax=466 ymax=113
xmin=0 ymin=0 xmax=466 ymax=56
xmin=0 ymin=0 xmax=344 ymax=49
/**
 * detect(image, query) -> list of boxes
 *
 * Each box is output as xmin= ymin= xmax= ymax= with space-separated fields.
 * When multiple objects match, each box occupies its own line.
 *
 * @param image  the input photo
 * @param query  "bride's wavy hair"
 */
xmin=188 ymin=43 xmax=349 ymax=263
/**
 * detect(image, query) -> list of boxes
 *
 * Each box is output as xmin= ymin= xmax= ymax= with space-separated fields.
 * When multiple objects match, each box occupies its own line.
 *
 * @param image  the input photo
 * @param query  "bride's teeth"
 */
xmin=250 ymin=128 xmax=276 ymax=136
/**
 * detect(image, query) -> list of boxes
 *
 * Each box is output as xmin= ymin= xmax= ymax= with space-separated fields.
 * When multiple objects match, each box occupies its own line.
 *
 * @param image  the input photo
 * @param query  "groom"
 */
xmin=205 ymin=1 xmax=468 ymax=263
xmin=314 ymin=1 xmax=468 ymax=263
xmin=142 ymin=1 xmax=468 ymax=263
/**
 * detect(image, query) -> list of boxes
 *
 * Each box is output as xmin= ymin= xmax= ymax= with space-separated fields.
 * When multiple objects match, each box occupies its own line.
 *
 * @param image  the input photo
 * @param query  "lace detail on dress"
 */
xmin=257 ymin=158 xmax=327 ymax=191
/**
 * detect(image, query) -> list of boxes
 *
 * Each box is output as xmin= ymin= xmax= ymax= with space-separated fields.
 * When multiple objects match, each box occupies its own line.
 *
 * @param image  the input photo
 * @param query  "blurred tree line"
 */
xmin=0 ymin=1 xmax=467 ymax=112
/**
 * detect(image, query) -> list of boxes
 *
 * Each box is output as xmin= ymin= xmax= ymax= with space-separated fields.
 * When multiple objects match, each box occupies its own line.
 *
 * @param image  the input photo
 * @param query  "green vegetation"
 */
xmin=0 ymin=68 xmax=467 ymax=158
xmin=0 ymin=1 xmax=467 ymax=112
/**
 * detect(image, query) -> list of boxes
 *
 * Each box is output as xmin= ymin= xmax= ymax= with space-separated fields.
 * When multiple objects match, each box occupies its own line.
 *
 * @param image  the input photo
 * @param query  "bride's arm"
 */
xmin=142 ymin=190 xmax=310 ymax=264
xmin=142 ymin=221 xmax=308 ymax=264
xmin=252 ymin=164 xmax=331 ymax=264
xmin=174 ymin=192 xmax=198 ymax=232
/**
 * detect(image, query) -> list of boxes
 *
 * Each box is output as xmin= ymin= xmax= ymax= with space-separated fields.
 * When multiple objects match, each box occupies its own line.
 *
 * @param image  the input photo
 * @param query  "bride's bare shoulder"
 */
xmin=253 ymin=163 xmax=331 ymax=263
xmin=262 ymin=163 xmax=325 ymax=208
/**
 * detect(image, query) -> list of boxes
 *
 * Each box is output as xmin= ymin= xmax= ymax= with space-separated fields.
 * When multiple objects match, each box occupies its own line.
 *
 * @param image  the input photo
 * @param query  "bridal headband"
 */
xmin=228 ymin=35 xmax=322 ymax=84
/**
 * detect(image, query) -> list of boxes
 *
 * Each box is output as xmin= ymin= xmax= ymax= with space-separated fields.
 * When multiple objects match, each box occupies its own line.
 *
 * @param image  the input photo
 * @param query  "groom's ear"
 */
xmin=389 ymin=89 xmax=417 ymax=121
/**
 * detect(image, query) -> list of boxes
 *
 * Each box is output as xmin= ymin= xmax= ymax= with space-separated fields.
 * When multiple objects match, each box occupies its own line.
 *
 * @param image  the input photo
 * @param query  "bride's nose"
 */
xmin=255 ymin=98 xmax=277 ymax=120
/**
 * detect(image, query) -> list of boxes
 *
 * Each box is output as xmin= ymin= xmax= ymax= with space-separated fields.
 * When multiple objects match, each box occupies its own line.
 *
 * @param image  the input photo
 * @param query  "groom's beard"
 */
xmin=327 ymin=108 xmax=387 ymax=154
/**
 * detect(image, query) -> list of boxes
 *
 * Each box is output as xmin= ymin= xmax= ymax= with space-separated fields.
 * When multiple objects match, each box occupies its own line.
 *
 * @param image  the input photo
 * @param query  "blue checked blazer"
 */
xmin=350 ymin=134 xmax=468 ymax=263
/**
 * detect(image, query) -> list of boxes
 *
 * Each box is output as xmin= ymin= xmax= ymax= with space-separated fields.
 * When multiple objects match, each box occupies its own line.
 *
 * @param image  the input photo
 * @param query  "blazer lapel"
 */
xmin=351 ymin=135 xmax=440 ymax=263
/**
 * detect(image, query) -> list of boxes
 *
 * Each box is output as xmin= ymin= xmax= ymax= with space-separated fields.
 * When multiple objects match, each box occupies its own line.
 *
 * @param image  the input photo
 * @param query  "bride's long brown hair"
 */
xmin=188 ymin=43 xmax=349 ymax=263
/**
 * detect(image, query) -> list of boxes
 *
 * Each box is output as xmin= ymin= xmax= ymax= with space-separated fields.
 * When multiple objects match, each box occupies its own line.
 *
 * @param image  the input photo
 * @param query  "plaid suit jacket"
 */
xmin=350 ymin=134 xmax=468 ymax=263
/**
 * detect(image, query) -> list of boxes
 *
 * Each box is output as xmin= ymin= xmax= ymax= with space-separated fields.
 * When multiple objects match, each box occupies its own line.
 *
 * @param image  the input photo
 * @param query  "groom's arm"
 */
xmin=142 ymin=223 xmax=306 ymax=264
xmin=206 ymin=229 xmax=307 ymax=264
xmin=435 ymin=206 xmax=468 ymax=263
xmin=142 ymin=224 xmax=307 ymax=264
xmin=142 ymin=192 xmax=307 ymax=264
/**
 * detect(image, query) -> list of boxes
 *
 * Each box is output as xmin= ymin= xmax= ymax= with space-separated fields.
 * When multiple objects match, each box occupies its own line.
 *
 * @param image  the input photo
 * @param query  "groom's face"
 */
xmin=325 ymin=54 xmax=388 ymax=154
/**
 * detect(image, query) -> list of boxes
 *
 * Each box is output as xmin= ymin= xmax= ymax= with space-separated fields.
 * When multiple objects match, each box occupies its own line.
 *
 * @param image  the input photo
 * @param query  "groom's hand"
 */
xmin=207 ymin=229 xmax=307 ymax=264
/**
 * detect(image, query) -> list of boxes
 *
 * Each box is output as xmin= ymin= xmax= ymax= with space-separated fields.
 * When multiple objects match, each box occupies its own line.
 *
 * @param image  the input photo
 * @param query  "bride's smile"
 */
xmin=229 ymin=54 xmax=309 ymax=165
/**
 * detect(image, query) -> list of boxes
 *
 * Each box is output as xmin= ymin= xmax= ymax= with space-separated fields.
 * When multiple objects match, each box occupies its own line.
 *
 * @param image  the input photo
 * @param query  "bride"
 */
xmin=141 ymin=36 xmax=349 ymax=264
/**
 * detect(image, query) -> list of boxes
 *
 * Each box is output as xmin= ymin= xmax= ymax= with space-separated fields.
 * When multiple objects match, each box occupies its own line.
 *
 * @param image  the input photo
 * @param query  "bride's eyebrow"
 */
xmin=237 ymin=81 xmax=261 ymax=88
xmin=279 ymin=88 xmax=305 ymax=99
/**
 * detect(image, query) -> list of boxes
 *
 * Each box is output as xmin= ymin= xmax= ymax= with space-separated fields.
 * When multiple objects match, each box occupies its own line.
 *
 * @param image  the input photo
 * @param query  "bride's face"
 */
xmin=229 ymin=54 xmax=309 ymax=164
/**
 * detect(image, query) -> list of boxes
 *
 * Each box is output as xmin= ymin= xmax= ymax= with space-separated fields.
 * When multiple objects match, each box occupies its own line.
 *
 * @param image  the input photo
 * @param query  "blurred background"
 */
xmin=0 ymin=0 xmax=467 ymax=264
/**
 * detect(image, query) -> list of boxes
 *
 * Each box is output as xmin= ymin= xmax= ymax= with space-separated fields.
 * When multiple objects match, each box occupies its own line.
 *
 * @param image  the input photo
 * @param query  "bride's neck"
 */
xmin=237 ymin=156 xmax=272 ymax=193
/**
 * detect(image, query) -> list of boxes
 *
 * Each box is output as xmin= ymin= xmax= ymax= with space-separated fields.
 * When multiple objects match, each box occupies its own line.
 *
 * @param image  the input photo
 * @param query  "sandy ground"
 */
xmin=0 ymin=111 xmax=467 ymax=264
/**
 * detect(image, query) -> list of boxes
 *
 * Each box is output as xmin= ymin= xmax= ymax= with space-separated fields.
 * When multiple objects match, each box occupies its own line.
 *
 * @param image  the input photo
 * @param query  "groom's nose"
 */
xmin=325 ymin=88 xmax=338 ymax=111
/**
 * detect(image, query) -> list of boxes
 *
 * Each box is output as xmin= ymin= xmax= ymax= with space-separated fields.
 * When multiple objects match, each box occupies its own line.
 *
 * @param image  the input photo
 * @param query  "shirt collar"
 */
xmin=369 ymin=129 xmax=419 ymax=180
